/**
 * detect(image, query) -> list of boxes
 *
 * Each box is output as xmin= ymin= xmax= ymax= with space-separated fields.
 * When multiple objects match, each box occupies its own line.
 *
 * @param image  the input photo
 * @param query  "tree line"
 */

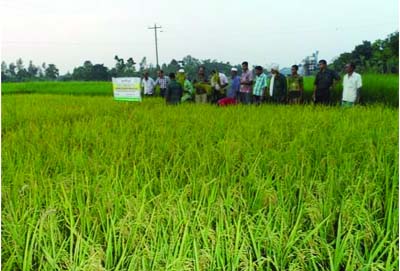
xmin=1 ymin=31 xmax=398 ymax=83
xmin=331 ymin=31 xmax=398 ymax=74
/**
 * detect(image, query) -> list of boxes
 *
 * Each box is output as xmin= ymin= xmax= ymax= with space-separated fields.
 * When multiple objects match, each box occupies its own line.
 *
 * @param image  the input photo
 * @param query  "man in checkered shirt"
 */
xmin=155 ymin=70 xmax=170 ymax=98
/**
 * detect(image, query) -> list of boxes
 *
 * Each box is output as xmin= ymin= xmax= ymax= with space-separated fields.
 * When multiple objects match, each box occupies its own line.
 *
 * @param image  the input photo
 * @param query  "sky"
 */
xmin=1 ymin=0 xmax=398 ymax=74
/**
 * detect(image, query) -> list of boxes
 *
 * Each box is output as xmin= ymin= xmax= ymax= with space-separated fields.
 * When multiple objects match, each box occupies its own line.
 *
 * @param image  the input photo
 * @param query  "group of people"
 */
xmin=140 ymin=59 xmax=362 ymax=107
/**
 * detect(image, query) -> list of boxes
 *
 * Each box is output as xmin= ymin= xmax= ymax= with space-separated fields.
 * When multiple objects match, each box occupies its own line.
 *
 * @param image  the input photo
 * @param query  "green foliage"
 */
xmin=1 ymin=59 xmax=58 ymax=82
xmin=1 ymin=81 xmax=113 ymax=96
xmin=331 ymin=32 xmax=399 ymax=74
xmin=2 ymin=95 xmax=398 ymax=270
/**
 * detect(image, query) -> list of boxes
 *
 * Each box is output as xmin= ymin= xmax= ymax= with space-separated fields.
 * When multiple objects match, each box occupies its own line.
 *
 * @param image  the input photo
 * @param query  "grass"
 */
xmin=1 ymin=81 xmax=113 ymax=96
xmin=1 ymin=74 xmax=399 ymax=106
xmin=2 ymin=95 xmax=398 ymax=270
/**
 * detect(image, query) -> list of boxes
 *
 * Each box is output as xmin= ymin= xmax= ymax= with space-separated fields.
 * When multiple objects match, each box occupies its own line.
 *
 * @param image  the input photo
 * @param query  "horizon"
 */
xmin=1 ymin=0 xmax=398 ymax=74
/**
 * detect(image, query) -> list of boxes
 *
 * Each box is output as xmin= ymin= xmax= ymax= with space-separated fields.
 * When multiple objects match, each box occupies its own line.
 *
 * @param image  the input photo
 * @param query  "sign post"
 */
xmin=112 ymin=77 xmax=142 ymax=102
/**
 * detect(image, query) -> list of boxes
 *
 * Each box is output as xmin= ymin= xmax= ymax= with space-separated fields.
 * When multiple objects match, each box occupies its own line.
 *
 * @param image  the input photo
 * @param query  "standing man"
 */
xmin=342 ymin=63 xmax=362 ymax=107
xmin=141 ymin=71 xmax=156 ymax=96
xmin=239 ymin=61 xmax=254 ymax=104
xmin=177 ymin=69 xmax=195 ymax=102
xmin=165 ymin=72 xmax=183 ymax=105
xmin=193 ymin=66 xmax=210 ymax=103
xmin=210 ymin=70 xmax=229 ymax=103
xmin=253 ymin=66 xmax=268 ymax=105
xmin=155 ymin=70 xmax=169 ymax=98
xmin=313 ymin=60 xmax=340 ymax=105
xmin=287 ymin=65 xmax=304 ymax=104
xmin=217 ymin=67 xmax=240 ymax=106
xmin=268 ymin=64 xmax=287 ymax=103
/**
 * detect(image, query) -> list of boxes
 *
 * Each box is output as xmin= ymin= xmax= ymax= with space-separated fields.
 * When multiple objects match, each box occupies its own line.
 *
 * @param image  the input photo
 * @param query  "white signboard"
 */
xmin=112 ymin=77 xmax=142 ymax=102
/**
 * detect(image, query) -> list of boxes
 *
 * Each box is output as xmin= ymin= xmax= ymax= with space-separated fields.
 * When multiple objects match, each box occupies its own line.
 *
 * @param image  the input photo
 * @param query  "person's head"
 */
xmin=270 ymin=64 xmax=279 ymax=75
xmin=211 ymin=70 xmax=217 ymax=75
xmin=255 ymin=66 xmax=263 ymax=76
xmin=178 ymin=68 xmax=185 ymax=74
xmin=144 ymin=71 xmax=149 ymax=78
xmin=231 ymin=67 xmax=238 ymax=77
xmin=291 ymin=65 xmax=299 ymax=75
xmin=158 ymin=70 xmax=164 ymax=77
xmin=242 ymin=61 xmax=248 ymax=71
xmin=345 ymin=63 xmax=356 ymax=74
xmin=198 ymin=66 xmax=205 ymax=76
xmin=169 ymin=72 xmax=176 ymax=80
xmin=318 ymin=60 xmax=327 ymax=70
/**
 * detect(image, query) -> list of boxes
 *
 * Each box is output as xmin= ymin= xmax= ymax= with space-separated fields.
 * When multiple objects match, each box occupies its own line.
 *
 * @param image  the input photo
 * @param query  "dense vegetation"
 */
xmin=2 ymin=95 xmax=398 ymax=270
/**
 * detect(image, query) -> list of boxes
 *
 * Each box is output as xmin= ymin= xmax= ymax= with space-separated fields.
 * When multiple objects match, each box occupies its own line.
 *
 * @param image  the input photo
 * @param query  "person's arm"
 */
xmin=240 ymin=73 xmax=252 ymax=85
xmin=282 ymin=75 xmax=287 ymax=101
xmin=165 ymin=83 xmax=171 ymax=101
xmin=332 ymin=71 xmax=340 ymax=89
xmin=220 ymin=75 xmax=228 ymax=89
xmin=140 ymin=80 xmax=145 ymax=93
xmin=178 ymin=84 xmax=183 ymax=98
xmin=262 ymin=76 xmax=268 ymax=97
xmin=248 ymin=72 xmax=254 ymax=86
xmin=356 ymin=75 xmax=362 ymax=104
xmin=234 ymin=78 xmax=240 ymax=97
xmin=313 ymin=74 xmax=318 ymax=100
xmin=299 ymin=76 xmax=304 ymax=98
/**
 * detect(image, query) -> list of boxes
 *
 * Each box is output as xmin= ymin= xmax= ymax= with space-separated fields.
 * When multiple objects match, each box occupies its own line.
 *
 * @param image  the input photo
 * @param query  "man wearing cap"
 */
xmin=268 ymin=64 xmax=287 ymax=103
xmin=217 ymin=67 xmax=240 ymax=106
xmin=239 ymin=61 xmax=253 ymax=104
xmin=313 ymin=59 xmax=340 ymax=105
xmin=141 ymin=71 xmax=156 ymax=96
xmin=177 ymin=69 xmax=194 ymax=102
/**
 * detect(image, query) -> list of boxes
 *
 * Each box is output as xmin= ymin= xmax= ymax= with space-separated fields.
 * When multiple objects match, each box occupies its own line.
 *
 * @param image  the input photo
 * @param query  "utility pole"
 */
xmin=148 ymin=23 xmax=162 ymax=69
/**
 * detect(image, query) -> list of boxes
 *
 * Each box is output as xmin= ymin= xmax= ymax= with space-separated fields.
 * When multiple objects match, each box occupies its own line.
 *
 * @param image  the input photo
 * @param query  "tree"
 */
xmin=1 ymin=61 xmax=9 ymax=81
xmin=331 ymin=31 xmax=399 ymax=74
xmin=91 ymin=64 xmax=109 ymax=80
xmin=45 ymin=64 xmax=59 ymax=79
xmin=27 ymin=61 xmax=39 ymax=78
xmin=125 ymin=57 xmax=136 ymax=75
xmin=139 ymin=57 xmax=147 ymax=72
xmin=15 ymin=58 xmax=30 ymax=81
xmin=8 ymin=63 xmax=17 ymax=78
xmin=114 ymin=55 xmax=126 ymax=76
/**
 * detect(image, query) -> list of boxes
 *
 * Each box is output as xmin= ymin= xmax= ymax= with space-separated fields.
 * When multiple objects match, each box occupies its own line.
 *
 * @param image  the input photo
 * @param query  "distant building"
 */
xmin=300 ymin=51 xmax=319 ymax=76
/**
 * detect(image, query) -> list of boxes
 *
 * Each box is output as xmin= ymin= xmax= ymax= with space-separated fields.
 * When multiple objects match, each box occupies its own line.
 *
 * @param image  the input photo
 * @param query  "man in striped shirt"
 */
xmin=239 ymin=61 xmax=253 ymax=104
xmin=155 ymin=70 xmax=170 ymax=97
xmin=253 ymin=66 xmax=267 ymax=105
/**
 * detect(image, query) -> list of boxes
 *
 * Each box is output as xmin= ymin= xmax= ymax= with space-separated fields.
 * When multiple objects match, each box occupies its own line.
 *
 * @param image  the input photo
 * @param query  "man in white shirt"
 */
xmin=141 ymin=71 xmax=156 ymax=96
xmin=342 ymin=63 xmax=362 ymax=107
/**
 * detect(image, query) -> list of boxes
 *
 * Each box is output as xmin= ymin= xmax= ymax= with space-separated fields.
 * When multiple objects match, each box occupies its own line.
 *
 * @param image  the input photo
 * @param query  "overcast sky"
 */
xmin=1 ymin=0 xmax=398 ymax=73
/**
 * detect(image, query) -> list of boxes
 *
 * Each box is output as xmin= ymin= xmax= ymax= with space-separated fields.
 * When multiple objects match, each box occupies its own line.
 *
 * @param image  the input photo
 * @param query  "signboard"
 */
xmin=112 ymin=77 xmax=142 ymax=102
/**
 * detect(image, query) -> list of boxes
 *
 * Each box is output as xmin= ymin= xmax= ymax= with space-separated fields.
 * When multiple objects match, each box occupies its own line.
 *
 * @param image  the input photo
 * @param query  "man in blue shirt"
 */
xmin=218 ymin=68 xmax=240 ymax=106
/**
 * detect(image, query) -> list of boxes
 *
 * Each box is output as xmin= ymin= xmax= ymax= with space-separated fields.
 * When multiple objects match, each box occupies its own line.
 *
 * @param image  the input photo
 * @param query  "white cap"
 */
xmin=270 ymin=63 xmax=279 ymax=71
xmin=231 ymin=68 xmax=238 ymax=72
xmin=178 ymin=68 xmax=185 ymax=73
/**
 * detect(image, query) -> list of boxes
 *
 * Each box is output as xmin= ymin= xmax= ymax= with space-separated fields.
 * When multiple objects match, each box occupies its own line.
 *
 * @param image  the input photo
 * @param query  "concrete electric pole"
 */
xmin=148 ymin=23 xmax=162 ymax=69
